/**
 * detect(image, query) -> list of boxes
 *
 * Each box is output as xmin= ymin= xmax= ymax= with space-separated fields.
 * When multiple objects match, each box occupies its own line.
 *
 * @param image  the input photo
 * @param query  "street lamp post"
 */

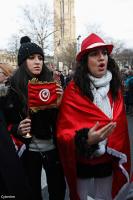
xmin=77 ymin=35 xmax=81 ymax=52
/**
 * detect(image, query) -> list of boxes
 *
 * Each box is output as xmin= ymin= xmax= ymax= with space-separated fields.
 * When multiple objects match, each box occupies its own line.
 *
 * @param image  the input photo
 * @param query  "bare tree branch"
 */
xmin=19 ymin=2 xmax=54 ymax=54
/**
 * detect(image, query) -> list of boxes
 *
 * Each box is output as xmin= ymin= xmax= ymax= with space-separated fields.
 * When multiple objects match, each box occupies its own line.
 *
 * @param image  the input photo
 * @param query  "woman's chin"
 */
xmin=33 ymin=72 xmax=41 ymax=76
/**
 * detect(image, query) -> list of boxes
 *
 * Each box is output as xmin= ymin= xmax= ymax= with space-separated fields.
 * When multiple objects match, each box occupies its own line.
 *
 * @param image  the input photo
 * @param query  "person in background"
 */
xmin=0 ymin=63 xmax=14 ymax=95
xmin=5 ymin=36 xmax=66 ymax=200
xmin=0 ymin=63 xmax=32 ymax=200
xmin=0 ymin=63 xmax=14 ymax=83
xmin=124 ymin=70 xmax=133 ymax=114
xmin=0 ymin=63 xmax=14 ymax=108
xmin=0 ymin=63 xmax=27 ymax=157
xmin=65 ymin=69 xmax=73 ymax=87
xmin=56 ymin=33 xmax=131 ymax=200
xmin=53 ymin=69 xmax=65 ymax=89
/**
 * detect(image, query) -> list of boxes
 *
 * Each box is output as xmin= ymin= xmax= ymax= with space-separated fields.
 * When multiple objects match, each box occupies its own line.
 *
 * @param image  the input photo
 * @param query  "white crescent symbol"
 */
xmin=39 ymin=89 xmax=50 ymax=102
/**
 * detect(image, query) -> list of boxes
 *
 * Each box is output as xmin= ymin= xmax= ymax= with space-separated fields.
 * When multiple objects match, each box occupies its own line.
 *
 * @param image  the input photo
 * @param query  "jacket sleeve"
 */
xmin=75 ymin=128 xmax=99 ymax=158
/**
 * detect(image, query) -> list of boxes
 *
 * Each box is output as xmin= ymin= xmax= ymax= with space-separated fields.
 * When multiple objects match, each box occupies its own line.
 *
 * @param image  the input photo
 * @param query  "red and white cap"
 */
xmin=76 ymin=33 xmax=113 ymax=61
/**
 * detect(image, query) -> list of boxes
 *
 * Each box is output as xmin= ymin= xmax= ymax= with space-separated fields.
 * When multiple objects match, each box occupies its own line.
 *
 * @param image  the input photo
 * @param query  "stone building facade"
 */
xmin=0 ymin=50 xmax=17 ymax=68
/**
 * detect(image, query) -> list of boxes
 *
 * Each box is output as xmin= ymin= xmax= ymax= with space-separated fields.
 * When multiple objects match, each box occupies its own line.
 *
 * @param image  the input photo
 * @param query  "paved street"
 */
xmin=41 ymin=114 xmax=133 ymax=200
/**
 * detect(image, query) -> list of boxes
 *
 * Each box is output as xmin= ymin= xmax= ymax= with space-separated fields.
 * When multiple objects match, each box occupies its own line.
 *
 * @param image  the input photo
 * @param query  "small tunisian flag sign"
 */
xmin=28 ymin=78 xmax=58 ymax=111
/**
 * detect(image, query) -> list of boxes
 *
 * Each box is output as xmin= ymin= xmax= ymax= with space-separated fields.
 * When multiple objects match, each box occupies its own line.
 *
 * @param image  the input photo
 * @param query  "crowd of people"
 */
xmin=121 ymin=68 xmax=133 ymax=115
xmin=0 ymin=33 xmax=132 ymax=200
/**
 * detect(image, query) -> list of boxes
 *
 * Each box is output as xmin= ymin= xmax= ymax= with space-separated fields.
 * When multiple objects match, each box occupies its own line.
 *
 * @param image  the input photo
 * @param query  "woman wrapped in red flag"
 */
xmin=5 ymin=36 xmax=66 ymax=200
xmin=56 ymin=33 xmax=131 ymax=200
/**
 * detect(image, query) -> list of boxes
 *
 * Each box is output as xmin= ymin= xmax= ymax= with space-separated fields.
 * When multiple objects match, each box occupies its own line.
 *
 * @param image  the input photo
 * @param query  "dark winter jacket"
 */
xmin=4 ymin=86 xmax=58 ymax=144
xmin=0 ymin=87 xmax=32 ymax=199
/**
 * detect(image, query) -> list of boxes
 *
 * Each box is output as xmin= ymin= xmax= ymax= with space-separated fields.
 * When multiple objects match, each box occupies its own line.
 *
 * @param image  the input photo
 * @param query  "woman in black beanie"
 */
xmin=5 ymin=36 xmax=66 ymax=200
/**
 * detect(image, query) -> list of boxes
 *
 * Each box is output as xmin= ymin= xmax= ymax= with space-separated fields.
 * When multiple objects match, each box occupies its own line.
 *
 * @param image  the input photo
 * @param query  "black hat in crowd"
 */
xmin=17 ymin=36 xmax=44 ymax=66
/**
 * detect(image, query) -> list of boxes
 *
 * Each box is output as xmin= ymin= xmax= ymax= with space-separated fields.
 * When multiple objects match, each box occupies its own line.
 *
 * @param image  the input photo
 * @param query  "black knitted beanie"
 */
xmin=17 ymin=36 xmax=44 ymax=66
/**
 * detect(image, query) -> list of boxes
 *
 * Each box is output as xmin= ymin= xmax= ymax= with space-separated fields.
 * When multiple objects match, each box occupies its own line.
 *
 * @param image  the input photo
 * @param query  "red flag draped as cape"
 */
xmin=56 ymin=81 xmax=131 ymax=200
xmin=28 ymin=79 xmax=58 ymax=111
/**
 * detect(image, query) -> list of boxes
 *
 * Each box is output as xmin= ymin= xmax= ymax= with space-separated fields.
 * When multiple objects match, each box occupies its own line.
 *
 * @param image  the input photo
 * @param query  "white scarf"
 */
xmin=88 ymin=70 xmax=113 ymax=157
xmin=89 ymin=70 xmax=113 ymax=118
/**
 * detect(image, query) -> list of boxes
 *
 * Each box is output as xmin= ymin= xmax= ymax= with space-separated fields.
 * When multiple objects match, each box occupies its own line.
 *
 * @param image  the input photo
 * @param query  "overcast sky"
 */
xmin=0 ymin=0 xmax=133 ymax=49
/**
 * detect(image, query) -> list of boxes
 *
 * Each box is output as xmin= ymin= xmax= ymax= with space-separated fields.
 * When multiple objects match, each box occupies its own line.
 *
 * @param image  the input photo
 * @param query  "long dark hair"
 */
xmin=9 ymin=62 xmax=53 ymax=115
xmin=73 ymin=53 xmax=122 ymax=101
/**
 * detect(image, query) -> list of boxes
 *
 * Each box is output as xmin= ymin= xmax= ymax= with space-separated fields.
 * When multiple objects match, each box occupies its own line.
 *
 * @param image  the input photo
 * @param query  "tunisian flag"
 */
xmin=56 ymin=81 xmax=131 ymax=200
xmin=28 ymin=79 xmax=58 ymax=111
